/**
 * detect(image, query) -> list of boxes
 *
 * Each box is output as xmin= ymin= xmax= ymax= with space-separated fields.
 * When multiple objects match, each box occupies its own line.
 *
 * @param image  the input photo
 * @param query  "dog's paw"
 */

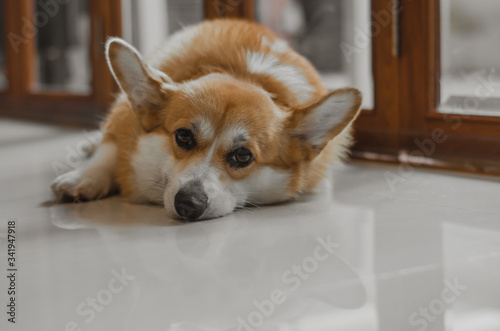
xmin=51 ymin=169 xmax=113 ymax=201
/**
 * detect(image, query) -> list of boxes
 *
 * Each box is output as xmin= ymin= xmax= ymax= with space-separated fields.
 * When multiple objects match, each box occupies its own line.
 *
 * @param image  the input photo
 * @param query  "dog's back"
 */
xmin=150 ymin=19 xmax=327 ymax=108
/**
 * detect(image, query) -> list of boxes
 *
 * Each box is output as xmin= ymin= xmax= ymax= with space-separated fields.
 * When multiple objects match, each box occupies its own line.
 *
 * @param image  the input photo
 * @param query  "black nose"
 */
xmin=174 ymin=188 xmax=208 ymax=221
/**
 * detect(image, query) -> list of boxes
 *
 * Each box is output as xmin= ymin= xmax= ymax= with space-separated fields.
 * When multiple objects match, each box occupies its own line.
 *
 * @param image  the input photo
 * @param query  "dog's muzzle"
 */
xmin=174 ymin=180 xmax=208 ymax=221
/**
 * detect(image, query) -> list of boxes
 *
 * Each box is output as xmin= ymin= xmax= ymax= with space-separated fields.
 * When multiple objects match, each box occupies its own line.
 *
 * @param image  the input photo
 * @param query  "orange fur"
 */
xmin=100 ymin=19 xmax=362 ymax=211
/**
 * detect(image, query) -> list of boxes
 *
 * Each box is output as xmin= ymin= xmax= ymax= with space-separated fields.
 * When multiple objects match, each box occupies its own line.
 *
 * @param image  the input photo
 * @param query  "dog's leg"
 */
xmin=51 ymin=142 xmax=118 ymax=201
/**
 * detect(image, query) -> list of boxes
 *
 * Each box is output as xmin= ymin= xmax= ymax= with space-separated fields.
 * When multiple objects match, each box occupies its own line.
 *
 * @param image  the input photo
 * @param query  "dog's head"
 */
xmin=106 ymin=38 xmax=362 ymax=221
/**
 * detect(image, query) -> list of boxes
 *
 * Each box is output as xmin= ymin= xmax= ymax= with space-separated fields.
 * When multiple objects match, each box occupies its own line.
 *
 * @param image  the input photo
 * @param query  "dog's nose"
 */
xmin=174 ymin=188 xmax=208 ymax=221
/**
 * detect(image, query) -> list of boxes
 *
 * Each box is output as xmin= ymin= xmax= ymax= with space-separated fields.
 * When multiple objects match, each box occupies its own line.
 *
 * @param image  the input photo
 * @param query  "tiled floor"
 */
xmin=1 ymin=119 xmax=499 ymax=331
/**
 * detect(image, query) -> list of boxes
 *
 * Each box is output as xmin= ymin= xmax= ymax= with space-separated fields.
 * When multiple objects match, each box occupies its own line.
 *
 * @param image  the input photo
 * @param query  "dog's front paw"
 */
xmin=51 ymin=169 xmax=113 ymax=201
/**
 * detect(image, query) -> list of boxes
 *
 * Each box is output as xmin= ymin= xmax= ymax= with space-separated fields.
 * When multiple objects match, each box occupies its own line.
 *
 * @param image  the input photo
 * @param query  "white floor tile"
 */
xmin=0 ymin=120 xmax=499 ymax=331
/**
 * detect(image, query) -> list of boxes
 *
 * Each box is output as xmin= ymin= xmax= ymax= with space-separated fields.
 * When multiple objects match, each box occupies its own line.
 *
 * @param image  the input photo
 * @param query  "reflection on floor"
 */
xmin=0 ymin=119 xmax=499 ymax=331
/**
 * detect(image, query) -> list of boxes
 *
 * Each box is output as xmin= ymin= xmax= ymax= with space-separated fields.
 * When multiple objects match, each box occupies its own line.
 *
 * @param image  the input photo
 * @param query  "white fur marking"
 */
xmin=51 ymin=143 xmax=117 ymax=200
xmin=246 ymin=51 xmax=315 ymax=103
xmin=148 ymin=25 xmax=200 ymax=67
xmin=271 ymin=39 xmax=289 ymax=53
xmin=261 ymin=36 xmax=289 ymax=54
xmin=220 ymin=127 xmax=248 ymax=149
xmin=233 ymin=167 xmax=291 ymax=205
xmin=87 ymin=143 xmax=117 ymax=170
xmin=271 ymin=104 xmax=287 ymax=122
xmin=131 ymin=134 xmax=172 ymax=204
xmin=261 ymin=36 xmax=271 ymax=48
xmin=165 ymin=141 xmax=236 ymax=220
xmin=195 ymin=117 xmax=215 ymax=142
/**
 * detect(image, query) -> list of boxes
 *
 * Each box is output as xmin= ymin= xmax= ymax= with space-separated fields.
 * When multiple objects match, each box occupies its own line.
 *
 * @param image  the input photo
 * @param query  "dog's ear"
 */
xmin=105 ymin=37 xmax=176 ymax=131
xmin=289 ymin=88 xmax=362 ymax=152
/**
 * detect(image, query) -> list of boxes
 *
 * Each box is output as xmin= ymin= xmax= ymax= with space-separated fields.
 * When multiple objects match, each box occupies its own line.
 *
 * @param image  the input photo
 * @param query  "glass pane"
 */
xmin=440 ymin=0 xmax=500 ymax=116
xmin=166 ymin=0 xmax=205 ymax=35
xmin=34 ymin=0 xmax=91 ymax=94
xmin=0 ymin=0 xmax=7 ymax=90
xmin=255 ymin=0 xmax=374 ymax=109
xmin=121 ymin=0 xmax=204 ymax=57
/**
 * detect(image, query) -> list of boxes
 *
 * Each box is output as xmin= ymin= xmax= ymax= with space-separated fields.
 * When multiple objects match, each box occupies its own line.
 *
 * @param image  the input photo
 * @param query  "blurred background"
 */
xmin=119 ymin=0 xmax=374 ymax=109
xmin=0 ymin=0 xmax=499 ymax=173
xmin=1 ymin=3 xmax=500 ymax=331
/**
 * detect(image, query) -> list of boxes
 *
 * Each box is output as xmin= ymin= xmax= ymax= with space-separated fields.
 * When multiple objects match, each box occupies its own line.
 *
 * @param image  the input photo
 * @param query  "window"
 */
xmin=255 ymin=0 xmax=374 ymax=109
xmin=0 ymin=0 xmax=121 ymax=126
xmin=1 ymin=0 xmax=498 ymax=174
xmin=34 ymin=0 xmax=92 ymax=94
xmin=439 ymin=0 xmax=500 ymax=117
xmin=247 ymin=0 xmax=500 ymax=174
xmin=395 ymin=0 xmax=500 ymax=175
xmin=121 ymin=0 xmax=205 ymax=56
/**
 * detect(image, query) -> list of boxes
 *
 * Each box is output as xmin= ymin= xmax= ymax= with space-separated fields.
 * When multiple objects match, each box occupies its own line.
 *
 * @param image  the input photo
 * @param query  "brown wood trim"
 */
xmin=353 ymin=0 xmax=500 ymax=174
xmin=204 ymin=0 xmax=255 ymax=20
xmin=3 ymin=0 xmax=36 ymax=96
xmin=0 ymin=97 xmax=103 ymax=128
xmin=360 ymin=108 xmax=375 ymax=116
xmin=21 ymin=93 xmax=93 ymax=102
xmin=352 ymin=0 xmax=401 ymax=155
xmin=0 ymin=0 xmax=122 ymax=127
xmin=349 ymin=155 xmax=500 ymax=179
xmin=434 ymin=0 xmax=441 ymax=110
xmin=0 ymin=1 xmax=8 ymax=94
xmin=426 ymin=111 xmax=500 ymax=125
xmin=399 ymin=0 xmax=500 ymax=166
xmin=240 ymin=0 xmax=255 ymax=19
xmin=398 ymin=0 xmax=434 ymax=139
xmin=90 ymin=0 xmax=122 ymax=109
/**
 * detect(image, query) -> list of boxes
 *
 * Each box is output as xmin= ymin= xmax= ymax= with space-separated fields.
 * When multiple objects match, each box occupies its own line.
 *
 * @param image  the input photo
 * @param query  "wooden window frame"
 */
xmin=204 ymin=0 xmax=404 ymax=167
xmin=212 ymin=0 xmax=500 ymax=176
xmin=353 ymin=0 xmax=500 ymax=175
xmin=395 ymin=0 xmax=500 ymax=175
xmin=350 ymin=0 xmax=400 ymax=158
xmin=0 ymin=0 xmax=122 ymax=127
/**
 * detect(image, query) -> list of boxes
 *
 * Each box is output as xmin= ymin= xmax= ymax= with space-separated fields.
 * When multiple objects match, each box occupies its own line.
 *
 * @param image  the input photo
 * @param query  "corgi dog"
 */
xmin=51 ymin=19 xmax=362 ymax=221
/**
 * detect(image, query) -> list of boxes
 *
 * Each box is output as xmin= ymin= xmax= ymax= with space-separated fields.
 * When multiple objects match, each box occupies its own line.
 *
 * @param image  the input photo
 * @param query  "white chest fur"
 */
xmin=130 ymin=134 xmax=173 ymax=204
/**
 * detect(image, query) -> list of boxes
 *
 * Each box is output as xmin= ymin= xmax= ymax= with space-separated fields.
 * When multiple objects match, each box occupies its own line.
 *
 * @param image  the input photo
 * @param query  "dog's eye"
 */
xmin=175 ymin=128 xmax=196 ymax=150
xmin=227 ymin=147 xmax=254 ymax=168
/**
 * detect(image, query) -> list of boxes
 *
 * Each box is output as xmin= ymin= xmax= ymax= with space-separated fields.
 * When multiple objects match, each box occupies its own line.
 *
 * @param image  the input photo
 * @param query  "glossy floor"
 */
xmin=0 ymin=119 xmax=499 ymax=331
